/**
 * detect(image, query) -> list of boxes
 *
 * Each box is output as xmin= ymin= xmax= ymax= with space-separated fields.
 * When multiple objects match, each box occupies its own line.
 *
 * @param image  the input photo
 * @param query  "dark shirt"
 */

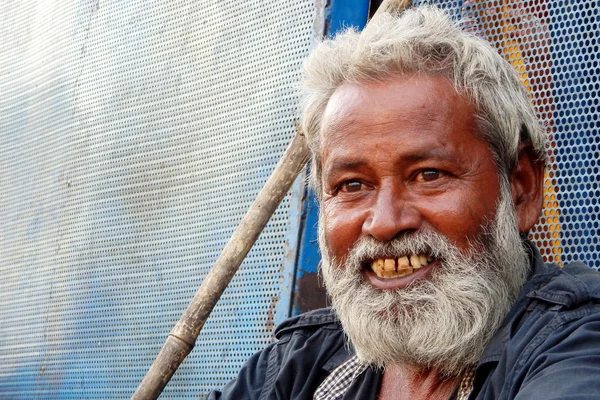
xmin=208 ymin=242 xmax=600 ymax=399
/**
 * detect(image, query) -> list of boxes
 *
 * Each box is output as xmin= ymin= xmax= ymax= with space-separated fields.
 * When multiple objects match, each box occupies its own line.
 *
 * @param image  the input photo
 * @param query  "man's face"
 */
xmin=317 ymin=75 xmax=529 ymax=373
xmin=319 ymin=75 xmax=501 ymax=286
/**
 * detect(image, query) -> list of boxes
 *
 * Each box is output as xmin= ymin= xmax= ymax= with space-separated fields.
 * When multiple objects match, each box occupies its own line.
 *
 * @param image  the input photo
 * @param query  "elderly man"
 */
xmin=209 ymin=6 xmax=600 ymax=400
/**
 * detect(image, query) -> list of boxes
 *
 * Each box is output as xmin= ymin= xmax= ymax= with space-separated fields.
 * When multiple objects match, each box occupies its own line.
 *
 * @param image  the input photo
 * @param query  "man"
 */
xmin=209 ymin=6 xmax=600 ymax=399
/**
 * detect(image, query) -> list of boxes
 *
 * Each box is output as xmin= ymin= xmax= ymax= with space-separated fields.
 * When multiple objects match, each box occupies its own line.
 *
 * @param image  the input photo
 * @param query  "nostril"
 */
xmin=364 ymin=213 xmax=417 ymax=242
xmin=364 ymin=201 xmax=423 ymax=242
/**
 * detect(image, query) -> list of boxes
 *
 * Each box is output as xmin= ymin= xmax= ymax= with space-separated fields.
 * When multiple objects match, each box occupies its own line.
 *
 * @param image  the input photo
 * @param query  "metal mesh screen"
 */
xmin=0 ymin=0 xmax=317 ymax=398
xmin=416 ymin=0 xmax=600 ymax=270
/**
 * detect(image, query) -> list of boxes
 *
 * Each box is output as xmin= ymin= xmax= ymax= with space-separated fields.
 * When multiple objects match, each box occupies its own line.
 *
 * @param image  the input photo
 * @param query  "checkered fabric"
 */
xmin=313 ymin=355 xmax=475 ymax=399
xmin=313 ymin=356 xmax=367 ymax=400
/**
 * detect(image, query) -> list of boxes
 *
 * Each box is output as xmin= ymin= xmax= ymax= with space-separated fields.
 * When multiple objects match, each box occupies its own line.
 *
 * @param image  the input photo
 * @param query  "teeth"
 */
xmin=397 ymin=256 xmax=410 ymax=270
xmin=370 ymin=255 xmax=433 ymax=279
xmin=372 ymin=259 xmax=384 ymax=276
xmin=410 ymin=255 xmax=421 ymax=269
xmin=384 ymin=258 xmax=396 ymax=272
xmin=383 ymin=270 xmax=397 ymax=278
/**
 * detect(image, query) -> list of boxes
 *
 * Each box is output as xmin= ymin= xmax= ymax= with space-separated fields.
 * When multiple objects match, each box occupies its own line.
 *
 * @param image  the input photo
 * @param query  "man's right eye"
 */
xmin=339 ymin=181 xmax=363 ymax=193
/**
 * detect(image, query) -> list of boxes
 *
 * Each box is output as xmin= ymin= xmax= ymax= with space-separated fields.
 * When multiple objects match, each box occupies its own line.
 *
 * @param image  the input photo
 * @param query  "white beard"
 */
xmin=319 ymin=185 xmax=529 ymax=376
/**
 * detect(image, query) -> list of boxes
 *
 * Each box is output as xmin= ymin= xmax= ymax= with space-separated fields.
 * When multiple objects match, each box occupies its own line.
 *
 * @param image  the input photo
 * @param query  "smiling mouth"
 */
xmin=368 ymin=255 xmax=433 ymax=279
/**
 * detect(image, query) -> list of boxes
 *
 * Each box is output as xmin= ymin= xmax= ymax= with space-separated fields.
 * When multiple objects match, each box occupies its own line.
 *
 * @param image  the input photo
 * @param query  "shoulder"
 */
xmin=274 ymin=307 xmax=342 ymax=339
xmin=515 ymin=261 xmax=600 ymax=398
xmin=522 ymin=240 xmax=600 ymax=306
xmin=560 ymin=261 xmax=600 ymax=300
xmin=271 ymin=308 xmax=351 ymax=376
xmin=208 ymin=308 xmax=351 ymax=400
xmin=528 ymin=260 xmax=600 ymax=342
xmin=475 ymin=261 xmax=600 ymax=399
xmin=529 ymin=261 xmax=600 ymax=309
xmin=509 ymin=262 xmax=600 ymax=397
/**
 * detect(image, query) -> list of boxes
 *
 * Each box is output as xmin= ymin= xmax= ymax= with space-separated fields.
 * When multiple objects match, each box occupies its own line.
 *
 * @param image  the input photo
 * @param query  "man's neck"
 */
xmin=378 ymin=364 xmax=460 ymax=400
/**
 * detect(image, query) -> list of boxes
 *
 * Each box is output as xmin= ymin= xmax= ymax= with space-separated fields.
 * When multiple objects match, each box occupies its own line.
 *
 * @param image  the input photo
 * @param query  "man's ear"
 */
xmin=510 ymin=143 xmax=545 ymax=233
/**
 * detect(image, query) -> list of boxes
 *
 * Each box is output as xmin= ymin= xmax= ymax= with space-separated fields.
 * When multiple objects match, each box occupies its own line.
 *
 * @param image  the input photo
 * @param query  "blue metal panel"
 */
xmin=291 ymin=185 xmax=326 ymax=316
xmin=325 ymin=0 xmax=371 ymax=38
xmin=276 ymin=176 xmax=306 ymax=326
xmin=291 ymin=0 xmax=370 ymax=316
xmin=548 ymin=0 xmax=600 ymax=270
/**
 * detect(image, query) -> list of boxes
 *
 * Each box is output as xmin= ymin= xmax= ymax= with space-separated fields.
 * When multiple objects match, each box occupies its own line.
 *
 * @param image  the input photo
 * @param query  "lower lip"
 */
xmin=363 ymin=261 xmax=438 ymax=290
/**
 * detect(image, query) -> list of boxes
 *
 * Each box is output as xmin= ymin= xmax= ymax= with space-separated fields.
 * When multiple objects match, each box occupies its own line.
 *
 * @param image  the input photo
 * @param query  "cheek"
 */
xmin=321 ymin=202 xmax=365 ymax=261
xmin=422 ymin=191 xmax=499 ymax=250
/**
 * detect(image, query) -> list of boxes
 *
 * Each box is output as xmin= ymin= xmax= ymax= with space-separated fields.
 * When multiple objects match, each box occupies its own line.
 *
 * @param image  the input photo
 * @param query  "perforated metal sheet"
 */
xmin=0 ymin=0 xmax=318 ymax=398
xmin=416 ymin=0 xmax=600 ymax=270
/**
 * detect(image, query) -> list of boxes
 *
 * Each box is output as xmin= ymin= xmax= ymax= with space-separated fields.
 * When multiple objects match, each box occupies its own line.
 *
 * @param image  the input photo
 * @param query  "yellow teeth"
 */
xmin=398 ymin=256 xmax=409 ymax=269
xmin=384 ymin=259 xmax=396 ymax=272
xmin=370 ymin=255 xmax=432 ymax=279
xmin=410 ymin=255 xmax=421 ymax=269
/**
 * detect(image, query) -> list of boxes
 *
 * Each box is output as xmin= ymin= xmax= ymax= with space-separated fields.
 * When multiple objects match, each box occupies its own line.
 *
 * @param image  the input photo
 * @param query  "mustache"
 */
xmin=344 ymin=230 xmax=461 ymax=269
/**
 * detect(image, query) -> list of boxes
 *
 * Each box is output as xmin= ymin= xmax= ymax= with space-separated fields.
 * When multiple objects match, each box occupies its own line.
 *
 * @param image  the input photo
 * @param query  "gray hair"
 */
xmin=300 ymin=6 xmax=546 ymax=195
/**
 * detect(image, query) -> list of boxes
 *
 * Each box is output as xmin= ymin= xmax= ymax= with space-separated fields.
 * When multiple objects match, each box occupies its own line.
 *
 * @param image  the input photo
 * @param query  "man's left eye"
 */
xmin=339 ymin=181 xmax=363 ymax=193
xmin=419 ymin=169 xmax=441 ymax=182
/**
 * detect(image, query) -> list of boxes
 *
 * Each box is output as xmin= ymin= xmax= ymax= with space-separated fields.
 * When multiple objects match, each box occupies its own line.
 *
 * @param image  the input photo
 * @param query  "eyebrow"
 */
xmin=323 ymin=160 xmax=367 ymax=179
xmin=323 ymin=149 xmax=463 ymax=178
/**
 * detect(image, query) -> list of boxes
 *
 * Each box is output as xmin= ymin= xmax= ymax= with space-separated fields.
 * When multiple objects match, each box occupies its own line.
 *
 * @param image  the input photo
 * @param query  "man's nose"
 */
xmin=361 ymin=185 xmax=422 ymax=242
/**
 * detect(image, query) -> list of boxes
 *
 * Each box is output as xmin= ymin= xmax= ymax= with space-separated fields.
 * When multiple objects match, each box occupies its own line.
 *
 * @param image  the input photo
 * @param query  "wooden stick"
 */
xmin=130 ymin=1 xmax=411 ymax=398
xmin=374 ymin=0 xmax=412 ymax=15
xmin=131 ymin=132 xmax=309 ymax=399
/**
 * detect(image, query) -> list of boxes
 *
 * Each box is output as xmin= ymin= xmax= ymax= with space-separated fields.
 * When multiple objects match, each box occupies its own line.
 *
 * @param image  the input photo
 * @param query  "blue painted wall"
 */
xmin=291 ymin=0 xmax=371 ymax=316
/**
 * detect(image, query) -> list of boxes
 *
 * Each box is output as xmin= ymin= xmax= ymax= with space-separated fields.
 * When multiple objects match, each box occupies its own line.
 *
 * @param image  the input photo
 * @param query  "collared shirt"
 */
xmin=207 ymin=242 xmax=600 ymax=400
xmin=313 ymin=356 xmax=365 ymax=400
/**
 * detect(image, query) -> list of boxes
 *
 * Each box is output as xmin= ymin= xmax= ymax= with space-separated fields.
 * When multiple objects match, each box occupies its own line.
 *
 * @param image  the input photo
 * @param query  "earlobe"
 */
xmin=510 ymin=144 xmax=545 ymax=233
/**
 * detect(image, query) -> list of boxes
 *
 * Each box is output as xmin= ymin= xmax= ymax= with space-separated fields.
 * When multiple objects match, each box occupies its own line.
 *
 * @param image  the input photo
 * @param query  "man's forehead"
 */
xmin=319 ymin=76 xmax=476 ymax=150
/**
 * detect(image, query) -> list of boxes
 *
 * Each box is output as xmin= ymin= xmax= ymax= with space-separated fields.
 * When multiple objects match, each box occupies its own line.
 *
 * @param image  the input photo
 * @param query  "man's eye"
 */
xmin=419 ymin=169 xmax=441 ymax=182
xmin=339 ymin=181 xmax=363 ymax=193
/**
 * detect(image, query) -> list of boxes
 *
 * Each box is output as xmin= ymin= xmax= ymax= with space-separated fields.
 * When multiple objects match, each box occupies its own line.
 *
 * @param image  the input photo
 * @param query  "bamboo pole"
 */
xmin=131 ymin=0 xmax=411 ymax=398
